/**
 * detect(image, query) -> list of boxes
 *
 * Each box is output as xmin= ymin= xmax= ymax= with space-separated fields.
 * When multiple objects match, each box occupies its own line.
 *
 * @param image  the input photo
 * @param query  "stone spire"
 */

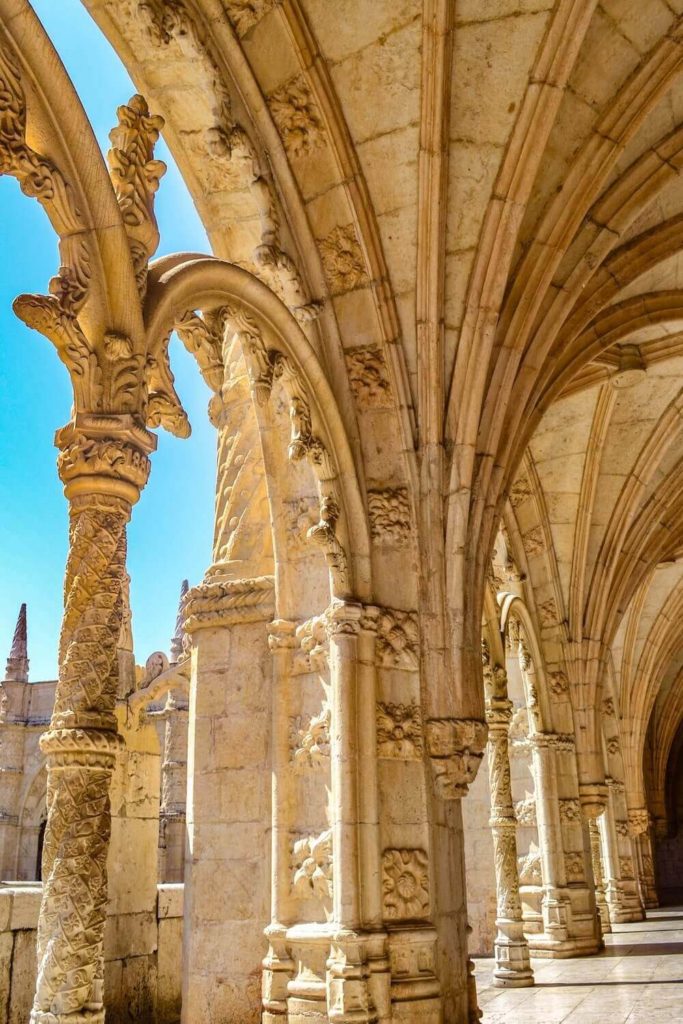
xmin=5 ymin=603 xmax=28 ymax=683
xmin=170 ymin=579 xmax=189 ymax=664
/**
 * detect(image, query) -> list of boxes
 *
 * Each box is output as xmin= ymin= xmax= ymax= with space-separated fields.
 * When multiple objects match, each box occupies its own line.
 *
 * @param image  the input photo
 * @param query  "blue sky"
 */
xmin=0 ymin=1 xmax=216 ymax=679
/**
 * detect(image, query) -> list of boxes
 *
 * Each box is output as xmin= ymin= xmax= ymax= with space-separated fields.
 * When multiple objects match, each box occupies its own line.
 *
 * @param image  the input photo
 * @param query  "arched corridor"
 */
xmin=4 ymin=2 xmax=683 ymax=1023
xmin=475 ymin=907 xmax=683 ymax=1024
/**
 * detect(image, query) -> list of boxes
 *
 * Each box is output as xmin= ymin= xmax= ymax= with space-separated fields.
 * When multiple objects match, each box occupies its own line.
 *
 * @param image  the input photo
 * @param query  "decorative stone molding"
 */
xmin=293 ymin=613 xmax=329 ymax=675
xmin=224 ymin=0 xmax=281 ymax=36
xmin=606 ymin=737 xmax=620 ymax=756
xmin=425 ymin=717 xmax=488 ymax=799
xmin=615 ymin=820 xmax=629 ymax=838
xmin=376 ymin=701 xmax=423 ymax=759
xmin=382 ymin=848 xmax=430 ymax=920
xmin=367 ymin=487 xmax=411 ymax=545
xmin=532 ymin=731 xmax=575 ymax=753
xmin=559 ymin=798 xmax=581 ymax=824
xmin=268 ymin=74 xmax=326 ymax=158
xmin=375 ymin=607 xmax=419 ymax=669
xmin=185 ymin=575 xmax=275 ymax=631
xmin=290 ymin=705 xmax=331 ymax=770
xmin=319 ymin=224 xmax=368 ymax=294
xmin=291 ymin=830 xmax=333 ymax=901
xmin=563 ymin=852 xmax=584 ymax=881
xmin=345 ymin=345 xmax=393 ymax=408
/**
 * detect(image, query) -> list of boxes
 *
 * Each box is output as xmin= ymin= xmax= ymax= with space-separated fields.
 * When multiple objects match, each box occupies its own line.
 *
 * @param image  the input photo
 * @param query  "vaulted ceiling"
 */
xmin=72 ymin=0 xmax=683 ymax=801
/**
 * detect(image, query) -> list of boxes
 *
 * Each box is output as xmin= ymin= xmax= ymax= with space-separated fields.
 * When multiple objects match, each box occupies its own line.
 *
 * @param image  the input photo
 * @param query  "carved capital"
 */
xmin=55 ymin=414 xmax=155 ymax=504
xmin=485 ymin=696 xmax=513 ymax=729
xmin=425 ymin=717 xmax=488 ymax=799
xmin=579 ymin=783 xmax=608 ymax=821
xmin=627 ymin=808 xmax=650 ymax=837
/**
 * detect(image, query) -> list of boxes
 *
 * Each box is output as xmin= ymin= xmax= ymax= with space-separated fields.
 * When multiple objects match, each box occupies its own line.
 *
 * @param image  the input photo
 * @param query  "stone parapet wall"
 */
xmin=0 ymin=882 xmax=183 ymax=1023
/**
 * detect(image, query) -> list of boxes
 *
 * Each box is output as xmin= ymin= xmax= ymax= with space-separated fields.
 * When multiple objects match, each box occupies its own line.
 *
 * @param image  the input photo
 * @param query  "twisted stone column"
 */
xmin=31 ymin=417 xmax=153 ymax=1024
xmin=486 ymin=695 xmax=533 ymax=987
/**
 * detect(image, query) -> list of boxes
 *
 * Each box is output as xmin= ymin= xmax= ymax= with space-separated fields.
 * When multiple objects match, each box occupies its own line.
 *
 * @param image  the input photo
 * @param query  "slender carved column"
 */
xmin=31 ymin=417 xmax=153 ymax=1024
xmin=486 ymin=693 xmax=534 ymax=987
xmin=326 ymin=601 xmax=377 ymax=1023
xmin=629 ymin=809 xmax=658 ymax=909
xmin=588 ymin=818 xmax=612 ymax=934
xmin=529 ymin=735 xmax=573 ymax=946
xmin=262 ymin=618 xmax=297 ymax=1022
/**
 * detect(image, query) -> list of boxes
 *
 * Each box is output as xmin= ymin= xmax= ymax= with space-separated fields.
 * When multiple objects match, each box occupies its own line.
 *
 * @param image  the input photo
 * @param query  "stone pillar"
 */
xmin=181 ymin=575 xmax=274 ymax=1024
xmin=485 ymin=694 xmax=533 ymax=987
xmin=607 ymin=780 xmax=643 ymax=922
xmin=30 ymin=416 xmax=154 ymax=1024
xmin=528 ymin=735 xmax=571 ymax=948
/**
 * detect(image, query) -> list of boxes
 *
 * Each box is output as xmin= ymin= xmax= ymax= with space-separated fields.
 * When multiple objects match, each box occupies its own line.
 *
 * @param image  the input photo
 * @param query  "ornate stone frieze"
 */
xmin=382 ymin=848 xmax=430 ymax=920
xmin=376 ymin=701 xmax=423 ymax=759
xmin=559 ymin=798 xmax=581 ymax=824
xmin=107 ymin=94 xmax=166 ymax=296
xmin=606 ymin=775 xmax=625 ymax=793
xmin=268 ymin=74 xmax=326 ymax=158
xmin=367 ymin=487 xmax=411 ymax=545
xmin=185 ymin=575 xmax=275 ymax=632
xmin=533 ymin=731 xmax=575 ymax=753
xmin=375 ymin=608 xmax=419 ymax=669
xmin=224 ymin=0 xmax=281 ymax=36
xmin=425 ymin=717 xmax=488 ymax=799
xmin=319 ymin=224 xmax=368 ymax=294
xmin=563 ymin=852 xmax=584 ymax=881
xmin=56 ymin=427 xmax=152 ymax=499
xmin=291 ymin=830 xmax=333 ymax=901
xmin=290 ymin=705 xmax=331 ymax=770
xmin=345 ymin=345 xmax=393 ymax=408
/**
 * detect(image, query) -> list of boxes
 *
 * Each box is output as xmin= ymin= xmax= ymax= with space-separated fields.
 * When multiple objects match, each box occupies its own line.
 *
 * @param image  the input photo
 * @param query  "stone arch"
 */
xmin=15 ymin=764 xmax=46 ymax=881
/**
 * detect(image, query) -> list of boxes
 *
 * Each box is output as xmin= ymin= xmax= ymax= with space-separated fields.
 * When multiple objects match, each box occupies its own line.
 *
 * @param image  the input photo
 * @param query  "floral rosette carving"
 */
xmin=382 ymin=848 xmax=430 ymax=920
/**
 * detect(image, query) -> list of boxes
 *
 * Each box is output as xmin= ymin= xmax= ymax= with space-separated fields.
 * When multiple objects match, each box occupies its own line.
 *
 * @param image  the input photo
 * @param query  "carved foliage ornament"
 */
xmin=367 ymin=487 xmax=411 ymax=546
xmin=320 ymin=224 xmax=368 ymax=293
xmin=292 ymin=830 xmax=333 ymax=901
xmin=345 ymin=345 xmax=393 ymax=409
xmin=224 ymin=0 xmax=281 ymax=37
xmin=290 ymin=704 xmax=331 ymax=770
xmin=382 ymin=848 xmax=430 ymax=920
xmin=376 ymin=701 xmax=423 ymax=759
xmin=269 ymin=74 xmax=326 ymax=158
xmin=376 ymin=608 xmax=419 ymax=670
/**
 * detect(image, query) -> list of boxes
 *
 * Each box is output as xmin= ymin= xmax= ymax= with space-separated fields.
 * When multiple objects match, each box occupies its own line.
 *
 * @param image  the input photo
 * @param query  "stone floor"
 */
xmin=474 ymin=908 xmax=683 ymax=1023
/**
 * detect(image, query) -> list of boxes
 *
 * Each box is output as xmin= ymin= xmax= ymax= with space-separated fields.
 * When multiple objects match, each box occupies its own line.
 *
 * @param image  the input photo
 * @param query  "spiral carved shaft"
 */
xmin=487 ymin=718 xmax=523 ymax=921
xmin=32 ymin=494 xmax=130 ymax=1023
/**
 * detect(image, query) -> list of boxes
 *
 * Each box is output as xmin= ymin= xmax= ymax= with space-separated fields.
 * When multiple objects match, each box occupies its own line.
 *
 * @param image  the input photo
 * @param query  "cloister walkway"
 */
xmin=474 ymin=908 xmax=683 ymax=1023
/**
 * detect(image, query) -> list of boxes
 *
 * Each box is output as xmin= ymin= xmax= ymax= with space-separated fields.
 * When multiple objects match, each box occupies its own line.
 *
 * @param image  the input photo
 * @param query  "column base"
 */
xmin=31 ymin=1012 xmax=104 ymax=1024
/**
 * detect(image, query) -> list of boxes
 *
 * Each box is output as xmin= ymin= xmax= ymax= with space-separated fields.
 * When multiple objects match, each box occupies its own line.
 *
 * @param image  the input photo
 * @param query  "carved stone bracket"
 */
xmin=425 ymin=718 xmax=488 ymax=799
xmin=627 ymin=808 xmax=650 ymax=838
